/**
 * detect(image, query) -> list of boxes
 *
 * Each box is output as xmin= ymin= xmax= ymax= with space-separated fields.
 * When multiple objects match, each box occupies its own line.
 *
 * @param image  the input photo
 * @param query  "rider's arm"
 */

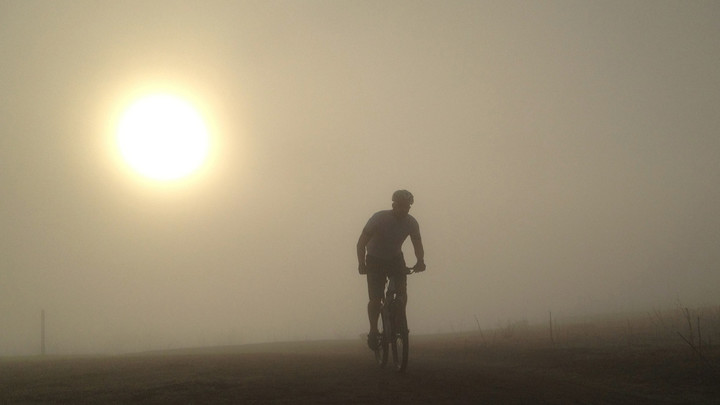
xmin=410 ymin=218 xmax=426 ymax=271
xmin=356 ymin=230 xmax=371 ymax=273
xmin=411 ymin=237 xmax=426 ymax=271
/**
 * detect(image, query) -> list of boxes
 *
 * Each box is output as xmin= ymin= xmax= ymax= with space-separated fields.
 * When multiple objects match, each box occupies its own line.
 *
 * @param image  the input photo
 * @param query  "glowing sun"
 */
xmin=116 ymin=94 xmax=210 ymax=181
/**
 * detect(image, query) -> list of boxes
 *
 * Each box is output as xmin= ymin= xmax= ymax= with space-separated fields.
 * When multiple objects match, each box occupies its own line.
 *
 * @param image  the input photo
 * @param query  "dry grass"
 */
xmin=2 ymin=311 xmax=720 ymax=404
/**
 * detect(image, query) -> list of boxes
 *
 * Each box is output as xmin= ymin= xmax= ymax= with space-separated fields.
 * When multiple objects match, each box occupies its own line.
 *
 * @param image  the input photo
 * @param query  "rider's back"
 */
xmin=364 ymin=210 xmax=420 ymax=260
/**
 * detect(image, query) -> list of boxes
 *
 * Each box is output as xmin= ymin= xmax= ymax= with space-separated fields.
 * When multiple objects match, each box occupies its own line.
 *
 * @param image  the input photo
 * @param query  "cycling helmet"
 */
xmin=392 ymin=189 xmax=414 ymax=205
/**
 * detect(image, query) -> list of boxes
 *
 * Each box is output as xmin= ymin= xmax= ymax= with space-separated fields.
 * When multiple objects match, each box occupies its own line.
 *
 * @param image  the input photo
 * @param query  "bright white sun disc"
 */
xmin=116 ymin=94 xmax=210 ymax=181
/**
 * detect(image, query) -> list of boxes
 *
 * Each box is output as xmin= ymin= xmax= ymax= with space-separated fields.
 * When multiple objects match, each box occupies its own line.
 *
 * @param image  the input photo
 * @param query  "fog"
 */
xmin=2 ymin=0 xmax=719 ymax=355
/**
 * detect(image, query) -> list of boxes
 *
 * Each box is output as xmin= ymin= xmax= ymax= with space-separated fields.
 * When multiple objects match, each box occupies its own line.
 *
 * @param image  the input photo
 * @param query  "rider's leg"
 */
xmin=367 ymin=297 xmax=382 ymax=334
xmin=367 ymin=270 xmax=385 ymax=334
xmin=391 ymin=271 xmax=408 ymax=306
xmin=389 ymin=271 xmax=409 ymax=331
xmin=392 ymin=255 xmax=408 ymax=307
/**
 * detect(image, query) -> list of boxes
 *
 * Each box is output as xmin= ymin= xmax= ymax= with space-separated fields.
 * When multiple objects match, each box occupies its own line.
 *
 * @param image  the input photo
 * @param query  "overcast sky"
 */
xmin=2 ymin=0 xmax=719 ymax=355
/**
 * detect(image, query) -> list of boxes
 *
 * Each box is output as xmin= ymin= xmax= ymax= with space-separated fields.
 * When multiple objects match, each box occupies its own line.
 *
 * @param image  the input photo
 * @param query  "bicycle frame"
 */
xmin=376 ymin=267 xmax=414 ymax=372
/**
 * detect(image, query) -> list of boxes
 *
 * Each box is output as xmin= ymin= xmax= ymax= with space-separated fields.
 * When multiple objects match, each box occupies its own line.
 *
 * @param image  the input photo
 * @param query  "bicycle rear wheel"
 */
xmin=374 ymin=309 xmax=389 ymax=367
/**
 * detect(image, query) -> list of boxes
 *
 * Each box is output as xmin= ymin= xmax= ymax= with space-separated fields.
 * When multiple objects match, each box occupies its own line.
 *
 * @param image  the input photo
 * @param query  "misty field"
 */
xmin=2 ymin=311 xmax=720 ymax=404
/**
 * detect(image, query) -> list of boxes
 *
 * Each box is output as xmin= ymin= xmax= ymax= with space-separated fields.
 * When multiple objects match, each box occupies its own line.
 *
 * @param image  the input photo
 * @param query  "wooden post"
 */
xmin=41 ymin=310 xmax=46 ymax=356
xmin=549 ymin=311 xmax=554 ymax=346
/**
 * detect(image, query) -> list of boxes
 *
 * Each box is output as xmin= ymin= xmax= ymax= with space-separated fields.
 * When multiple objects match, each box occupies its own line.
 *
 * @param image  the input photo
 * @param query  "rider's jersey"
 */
xmin=363 ymin=210 xmax=421 ymax=260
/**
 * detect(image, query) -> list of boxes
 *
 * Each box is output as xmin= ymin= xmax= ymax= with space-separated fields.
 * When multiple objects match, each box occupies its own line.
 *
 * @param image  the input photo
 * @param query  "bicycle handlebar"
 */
xmin=406 ymin=263 xmax=427 ymax=274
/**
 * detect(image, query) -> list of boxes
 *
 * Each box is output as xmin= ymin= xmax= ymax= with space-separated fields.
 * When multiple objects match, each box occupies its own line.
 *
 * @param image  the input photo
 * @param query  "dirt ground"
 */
xmin=1 ymin=333 xmax=719 ymax=404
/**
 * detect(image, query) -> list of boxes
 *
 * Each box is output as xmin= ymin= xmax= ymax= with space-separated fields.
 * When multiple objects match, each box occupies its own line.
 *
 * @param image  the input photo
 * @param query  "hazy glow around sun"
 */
xmin=116 ymin=94 xmax=210 ymax=181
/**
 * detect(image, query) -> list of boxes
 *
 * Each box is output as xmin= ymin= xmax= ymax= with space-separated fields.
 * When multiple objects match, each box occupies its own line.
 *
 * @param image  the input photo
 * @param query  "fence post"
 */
xmin=41 ymin=310 xmax=46 ymax=356
xmin=549 ymin=311 xmax=555 ymax=346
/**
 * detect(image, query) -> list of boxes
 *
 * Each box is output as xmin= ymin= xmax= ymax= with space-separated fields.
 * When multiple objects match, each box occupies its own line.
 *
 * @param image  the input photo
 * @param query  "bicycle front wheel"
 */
xmin=375 ymin=309 xmax=389 ymax=368
xmin=390 ymin=304 xmax=409 ymax=372
xmin=392 ymin=331 xmax=409 ymax=372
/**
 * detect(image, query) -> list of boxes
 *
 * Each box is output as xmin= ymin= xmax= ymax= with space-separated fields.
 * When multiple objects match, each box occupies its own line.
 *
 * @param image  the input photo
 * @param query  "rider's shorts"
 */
xmin=366 ymin=254 xmax=407 ymax=301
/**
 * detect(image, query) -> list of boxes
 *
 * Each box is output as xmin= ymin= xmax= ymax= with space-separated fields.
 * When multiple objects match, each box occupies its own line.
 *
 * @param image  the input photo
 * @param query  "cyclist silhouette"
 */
xmin=357 ymin=189 xmax=426 ymax=350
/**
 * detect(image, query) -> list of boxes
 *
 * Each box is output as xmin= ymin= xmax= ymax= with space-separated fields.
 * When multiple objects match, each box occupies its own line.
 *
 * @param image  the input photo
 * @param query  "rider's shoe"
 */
xmin=367 ymin=331 xmax=380 ymax=350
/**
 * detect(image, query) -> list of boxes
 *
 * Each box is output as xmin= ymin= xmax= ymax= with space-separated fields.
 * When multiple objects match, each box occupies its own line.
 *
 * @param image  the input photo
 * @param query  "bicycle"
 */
xmin=372 ymin=266 xmax=415 ymax=372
